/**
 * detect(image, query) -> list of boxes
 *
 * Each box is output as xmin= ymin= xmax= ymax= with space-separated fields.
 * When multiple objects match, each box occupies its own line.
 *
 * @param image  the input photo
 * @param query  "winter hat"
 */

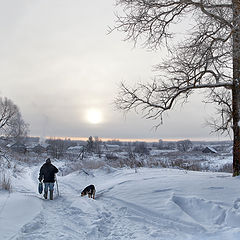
xmin=46 ymin=158 xmax=51 ymax=164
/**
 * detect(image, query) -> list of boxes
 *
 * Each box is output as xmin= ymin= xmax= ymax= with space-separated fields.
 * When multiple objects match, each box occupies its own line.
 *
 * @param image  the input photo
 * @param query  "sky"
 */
xmin=0 ymin=0 xmax=230 ymax=142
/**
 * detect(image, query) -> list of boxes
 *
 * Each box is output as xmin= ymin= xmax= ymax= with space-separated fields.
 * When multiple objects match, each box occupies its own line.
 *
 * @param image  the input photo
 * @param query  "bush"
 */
xmin=0 ymin=173 xmax=12 ymax=191
xmin=106 ymin=153 xmax=119 ymax=160
xmin=134 ymin=142 xmax=150 ymax=155
xmin=218 ymin=163 xmax=233 ymax=173
xmin=160 ymin=158 xmax=209 ymax=171
xmin=82 ymin=159 xmax=105 ymax=169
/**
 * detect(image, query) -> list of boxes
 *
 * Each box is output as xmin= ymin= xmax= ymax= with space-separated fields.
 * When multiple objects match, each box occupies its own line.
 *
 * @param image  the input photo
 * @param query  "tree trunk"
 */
xmin=232 ymin=0 xmax=240 ymax=176
xmin=232 ymin=85 xmax=240 ymax=176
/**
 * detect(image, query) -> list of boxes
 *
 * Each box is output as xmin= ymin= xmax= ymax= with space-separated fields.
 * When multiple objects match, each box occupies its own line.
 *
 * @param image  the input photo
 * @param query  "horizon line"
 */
xmin=31 ymin=135 xmax=231 ymax=143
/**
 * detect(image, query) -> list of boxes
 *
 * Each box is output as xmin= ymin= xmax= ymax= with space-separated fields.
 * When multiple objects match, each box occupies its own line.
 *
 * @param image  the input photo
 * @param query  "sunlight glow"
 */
xmin=86 ymin=109 xmax=103 ymax=124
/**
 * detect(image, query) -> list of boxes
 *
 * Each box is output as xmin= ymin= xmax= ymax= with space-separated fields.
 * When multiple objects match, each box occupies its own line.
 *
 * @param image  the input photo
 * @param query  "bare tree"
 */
xmin=46 ymin=138 xmax=76 ymax=159
xmin=46 ymin=138 xmax=66 ymax=159
xmin=86 ymin=136 xmax=94 ymax=152
xmin=177 ymin=139 xmax=192 ymax=152
xmin=86 ymin=136 xmax=102 ymax=156
xmin=134 ymin=141 xmax=150 ymax=155
xmin=112 ymin=0 xmax=240 ymax=175
xmin=0 ymin=97 xmax=29 ymax=140
xmin=93 ymin=136 xmax=102 ymax=157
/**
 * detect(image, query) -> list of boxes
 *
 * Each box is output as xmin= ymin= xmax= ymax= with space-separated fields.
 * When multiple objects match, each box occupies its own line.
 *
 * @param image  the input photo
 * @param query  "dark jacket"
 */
xmin=39 ymin=163 xmax=58 ymax=183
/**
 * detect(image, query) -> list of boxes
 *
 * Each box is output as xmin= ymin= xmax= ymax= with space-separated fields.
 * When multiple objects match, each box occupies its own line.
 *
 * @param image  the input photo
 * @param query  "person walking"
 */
xmin=38 ymin=158 xmax=58 ymax=200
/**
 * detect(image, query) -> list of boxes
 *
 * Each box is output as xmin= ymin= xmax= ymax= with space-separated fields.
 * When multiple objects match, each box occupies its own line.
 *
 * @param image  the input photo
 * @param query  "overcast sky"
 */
xmin=0 ymin=0 xmax=230 ymax=141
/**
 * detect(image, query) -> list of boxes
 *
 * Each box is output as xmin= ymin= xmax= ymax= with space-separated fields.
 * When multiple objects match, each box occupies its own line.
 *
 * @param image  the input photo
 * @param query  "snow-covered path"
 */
xmin=1 ymin=166 xmax=240 ymax=240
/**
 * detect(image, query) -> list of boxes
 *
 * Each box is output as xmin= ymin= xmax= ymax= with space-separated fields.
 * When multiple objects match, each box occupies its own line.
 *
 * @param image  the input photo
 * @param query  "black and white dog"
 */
xmin=81 ymin=185 xmax=96 ymax=199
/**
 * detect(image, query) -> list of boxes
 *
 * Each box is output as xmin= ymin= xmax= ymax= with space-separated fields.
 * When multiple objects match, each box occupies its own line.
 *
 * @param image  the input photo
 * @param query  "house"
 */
xmin=66 ymin=145 xmax=84 ymax=154
xmin=32 ymin=144 xmax=46 ymax=154
xmin=102 ymin=144 xmax=121 ymax=152
xmin=9 ymin=142 xmax=27 ymax=153
xmin=202 ymin=146 xmax=218 ymax=154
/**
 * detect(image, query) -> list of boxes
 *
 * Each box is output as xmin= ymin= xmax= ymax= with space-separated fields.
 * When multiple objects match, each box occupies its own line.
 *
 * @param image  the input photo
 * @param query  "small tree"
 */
xmin=93 ymin=136 xmax=102 ymax=157
xmin=127 ymin=142 xmax=135 ymax=159
xmin=134 ymin=141 xmax=150 ymax=155
xmin=177 ymin=140 xmax=193 ymax=152
xmin=86 ymin=136 xmax=102 ymax=156
xmin=86 ymin=136 xmax=94 ymax=152
xmin=46 ymin=138 xmax=66 ymax=159
xmin=0 ymin=97 xmax=29 ymax=140
xmin=158 ymin=139 xmax=164 ymax=150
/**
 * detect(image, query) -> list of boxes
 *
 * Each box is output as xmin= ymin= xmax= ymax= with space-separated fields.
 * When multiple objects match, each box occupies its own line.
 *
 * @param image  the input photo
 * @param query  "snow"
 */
xmin=1 ymin=164 xmax=240 ymax=239
xmin=150 ymin=149 xmax=178 ymax=156
xmin=67 ymin=146 xmax=83 ymax=151
xmin=0 ymin=192 xmax=41 ymax=239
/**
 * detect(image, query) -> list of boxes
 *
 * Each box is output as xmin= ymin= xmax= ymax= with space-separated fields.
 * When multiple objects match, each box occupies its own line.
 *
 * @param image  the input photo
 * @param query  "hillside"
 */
xmin=0 ymin=163 xmax=240 ymax=240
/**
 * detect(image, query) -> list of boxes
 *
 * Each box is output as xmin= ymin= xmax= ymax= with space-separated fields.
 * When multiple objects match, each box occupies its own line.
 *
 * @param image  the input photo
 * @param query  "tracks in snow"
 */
xmin=8 ymin=167 xmax=240 ymax=240
xmin=15 ymin=184 xmax=139 ymax=240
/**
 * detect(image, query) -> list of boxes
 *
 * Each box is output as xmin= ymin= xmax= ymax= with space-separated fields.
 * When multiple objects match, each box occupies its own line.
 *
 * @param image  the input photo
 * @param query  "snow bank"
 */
xmin=1 ymin=164 xmax=240 ymax=239
xmin=0 ymin=192 xmax=41 ymax=239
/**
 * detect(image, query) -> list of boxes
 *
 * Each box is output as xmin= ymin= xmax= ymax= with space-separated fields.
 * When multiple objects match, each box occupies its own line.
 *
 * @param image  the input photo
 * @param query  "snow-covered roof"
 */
xmin=203 ymin=146 xmax=218 ymax=153
xmin=67 ymin=146 xmax=83 ymax=151
xmin=104 ymin=144 xmax=120 ymax=149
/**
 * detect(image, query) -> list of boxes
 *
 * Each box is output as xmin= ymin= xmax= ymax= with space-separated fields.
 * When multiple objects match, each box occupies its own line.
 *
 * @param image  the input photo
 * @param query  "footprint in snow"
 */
xmin=233 ymin=198 xmax=240 ymax=209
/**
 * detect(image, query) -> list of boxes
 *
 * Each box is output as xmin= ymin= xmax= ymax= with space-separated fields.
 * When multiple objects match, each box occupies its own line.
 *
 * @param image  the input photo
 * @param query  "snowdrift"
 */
xmin=0 ymin=166 xmax=240 ymax=239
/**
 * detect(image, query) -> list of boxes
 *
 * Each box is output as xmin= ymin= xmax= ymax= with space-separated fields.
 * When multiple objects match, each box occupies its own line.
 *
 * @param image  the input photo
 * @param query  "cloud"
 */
xmin=0 ymin=0 xmax=228 ymax=141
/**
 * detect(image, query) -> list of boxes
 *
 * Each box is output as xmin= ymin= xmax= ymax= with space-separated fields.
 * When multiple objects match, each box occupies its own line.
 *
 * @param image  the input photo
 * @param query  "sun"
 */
xmin=86 ymin=109 xmax=103 ymax=124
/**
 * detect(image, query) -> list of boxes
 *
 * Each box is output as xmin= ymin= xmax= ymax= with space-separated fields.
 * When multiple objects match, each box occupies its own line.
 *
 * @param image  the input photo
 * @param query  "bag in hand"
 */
xmin=38 ymin=182 xmax=43 ymax=194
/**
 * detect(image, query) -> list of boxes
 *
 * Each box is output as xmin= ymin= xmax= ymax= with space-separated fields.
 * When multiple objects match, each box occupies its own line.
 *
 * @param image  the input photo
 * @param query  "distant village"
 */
xmin=1 ymin=136 xmax=232 ymax=159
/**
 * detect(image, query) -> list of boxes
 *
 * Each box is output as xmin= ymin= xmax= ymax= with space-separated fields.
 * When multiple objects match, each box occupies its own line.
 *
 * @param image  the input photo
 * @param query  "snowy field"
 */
xmin=1 ymin=163 xmax=240 ymax=240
